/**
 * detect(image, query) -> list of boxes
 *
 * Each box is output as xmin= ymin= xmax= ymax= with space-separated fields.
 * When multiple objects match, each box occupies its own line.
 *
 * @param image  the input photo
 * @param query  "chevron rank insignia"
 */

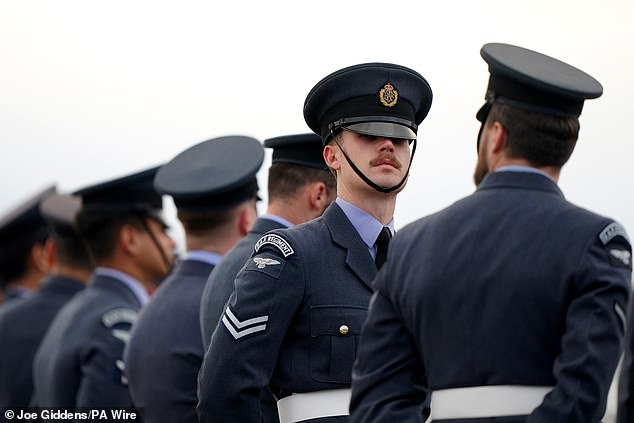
xmin=246 ymin=253 xmax=286 ymax=278
xmin=222 ymin=306 xmax=268 ymax=341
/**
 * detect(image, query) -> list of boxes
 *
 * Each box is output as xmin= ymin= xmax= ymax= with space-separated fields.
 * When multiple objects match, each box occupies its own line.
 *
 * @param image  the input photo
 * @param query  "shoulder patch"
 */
xmin=101 ymin=308 xmax=137 ymax=328
xmin=599 ymin=222 xmax=630 ymax=246
xmin=254 ymin=233 xmax=295 ymax=257
xmin=245 ymin=253 xmax=286 ymax=279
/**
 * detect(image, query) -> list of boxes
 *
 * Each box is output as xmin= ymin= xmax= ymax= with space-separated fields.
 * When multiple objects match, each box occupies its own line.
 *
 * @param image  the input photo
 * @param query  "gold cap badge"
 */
xmin=379 ymin=82 xmax=398 ymax=107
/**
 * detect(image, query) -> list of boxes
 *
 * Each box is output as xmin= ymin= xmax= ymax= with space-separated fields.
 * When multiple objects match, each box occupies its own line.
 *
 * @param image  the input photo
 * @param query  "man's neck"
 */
xmin=337 ymin=189 xmax=396 ymax=225
xmin=267 ymin=201 xmax=302 ymax=226
xmin=492 ymin=157 xmax=560 ymax=183
xmin=186 ymin=232 xmax=241 ymax=256
xmin=52 ymin=265 xmax=92 ymax=284
xmin=11 ymin=269 xmax=44 ymax=292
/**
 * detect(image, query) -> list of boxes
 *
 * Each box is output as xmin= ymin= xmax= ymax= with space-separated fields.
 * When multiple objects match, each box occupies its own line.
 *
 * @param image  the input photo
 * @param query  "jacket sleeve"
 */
xmin=76 ymin=327 xmax=132 ymax=407
xmin=197 ymin=241 xmax=304 ymax=423
xmin=529 ymin=225 xmax=632 ymax=422
xmin=350 ymin=279 xmax=429 ymax=423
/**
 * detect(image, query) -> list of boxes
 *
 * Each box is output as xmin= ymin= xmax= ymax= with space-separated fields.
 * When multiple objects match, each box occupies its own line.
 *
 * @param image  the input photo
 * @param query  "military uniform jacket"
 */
xmin=197 ymin=203 xmax=377 ymax=423
xmin=200 ymin=217 xmax=286 ymax=348
xmin=31 ymin=273 xmax=143 ymax=408
xmin=200 ymin=217 xmax=285 ymax=423
xmin=0 ymin=276 xmax=84 ymax=407
xmin=618 ymin=289 xmax=634 ymax=423
xmin=350 ymin=171 xmax=632 ymax=423
xmin=125 ymin=259 xmax=214 ymax=423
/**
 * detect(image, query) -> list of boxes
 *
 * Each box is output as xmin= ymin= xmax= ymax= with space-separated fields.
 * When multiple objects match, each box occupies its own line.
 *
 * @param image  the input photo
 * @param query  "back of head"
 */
xmin=487 ymin=104 xmax=580 ymax=167
xmin=263 ymin=133 xmax=335 ymax=204
xmin=0 ymin=186 xmax=55 ymax=284
xmin=40 ymin=193 xmax=92 ymax=271
xmin=73 ymin=166 xmax=165 ymax=263
xmin=268 ymin=163 xmax=335 ymax=203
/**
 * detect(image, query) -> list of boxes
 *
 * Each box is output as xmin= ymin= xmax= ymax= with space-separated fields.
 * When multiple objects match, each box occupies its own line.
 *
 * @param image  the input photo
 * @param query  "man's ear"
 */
xmin=31 ymin=240 xmax=51 ymax=274
xmin=308 ymin=182 xmax=327 ymax=210
xmin=43 ymin=237 xmax=57 ymax=269
xmin=119 ymin=223 xmax=140 ymax=256
xmin=323 ymin=144 xmax=340 ymax=171
xmin=238 ymin=205 xmax=256 ymax=236
xmin=490 ymin=121 xmax=508 ymax=154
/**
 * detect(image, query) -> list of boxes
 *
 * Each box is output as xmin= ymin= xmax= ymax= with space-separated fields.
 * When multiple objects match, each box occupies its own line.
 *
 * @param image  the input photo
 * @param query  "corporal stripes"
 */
xmin=222 ymin=307 xmax=269 ymax=340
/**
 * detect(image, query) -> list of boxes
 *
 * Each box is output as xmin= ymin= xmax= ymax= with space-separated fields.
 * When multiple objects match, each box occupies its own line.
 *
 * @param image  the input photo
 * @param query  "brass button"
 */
xmin=339 ymin=325 xmax=349 ymax=335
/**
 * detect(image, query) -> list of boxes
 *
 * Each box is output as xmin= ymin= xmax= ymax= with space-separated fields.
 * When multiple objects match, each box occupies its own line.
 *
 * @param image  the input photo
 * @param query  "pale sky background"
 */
xmin=2 ymin=0 xmax=633 ymax=247
xmin=1 ymin=2 xmax=633 ymax=419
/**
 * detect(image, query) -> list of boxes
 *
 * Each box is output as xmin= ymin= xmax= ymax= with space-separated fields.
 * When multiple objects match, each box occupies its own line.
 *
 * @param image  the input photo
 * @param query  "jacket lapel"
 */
xmin=323 ymin=203 xmax=377 ymax=290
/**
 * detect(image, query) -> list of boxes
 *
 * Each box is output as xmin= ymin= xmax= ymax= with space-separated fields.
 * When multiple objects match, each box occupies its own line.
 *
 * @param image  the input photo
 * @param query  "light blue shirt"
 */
xmin=260 ymin=214 xmax=294 ymax=228
xmin=335 ymin=197 xmax=395 ymax=260
xmin=185 ymin=250 xmax=223 ymax=267
xmin=94 ymin=267 xmax=150 ymax=306
xmin=496 ymin=165 xmax=555 ymax=182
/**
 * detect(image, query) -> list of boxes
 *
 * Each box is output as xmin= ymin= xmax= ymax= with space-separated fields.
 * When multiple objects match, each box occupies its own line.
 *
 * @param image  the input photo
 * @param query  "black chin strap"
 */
xmin=331 ymin=134 xmax=417 ymax=194
xmin=137 ymin=215 xmax=174 ymax=276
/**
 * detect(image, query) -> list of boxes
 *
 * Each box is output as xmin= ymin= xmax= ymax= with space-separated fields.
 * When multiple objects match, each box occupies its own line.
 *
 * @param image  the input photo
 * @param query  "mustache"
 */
xmin=370 ymin=152 xmax=402 ymax=169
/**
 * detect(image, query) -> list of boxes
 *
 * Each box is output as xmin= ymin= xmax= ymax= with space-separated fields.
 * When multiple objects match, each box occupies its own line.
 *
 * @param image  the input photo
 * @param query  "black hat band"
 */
xmin=486 ymin=73 xmax=585 ymax=118
xmin=320 ymin=95 xmax=416 ymax=140
xmin=172 ymin=179 xmax=259 ymax=212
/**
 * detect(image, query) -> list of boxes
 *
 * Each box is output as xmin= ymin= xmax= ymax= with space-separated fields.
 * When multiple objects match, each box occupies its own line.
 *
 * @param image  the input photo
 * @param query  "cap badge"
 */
xmin=379 ymin=82 xmax=398 ymax=107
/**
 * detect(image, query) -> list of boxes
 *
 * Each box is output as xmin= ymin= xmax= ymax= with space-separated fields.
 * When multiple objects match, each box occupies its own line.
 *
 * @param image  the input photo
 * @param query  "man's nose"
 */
xmin=378 ymin=138 xmax=395 ymax=153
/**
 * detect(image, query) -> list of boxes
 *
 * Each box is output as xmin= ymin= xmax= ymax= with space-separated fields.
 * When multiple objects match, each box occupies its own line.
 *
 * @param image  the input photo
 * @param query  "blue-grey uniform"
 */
xmin=200 ymin=216 xmax=288 ymax=348
xmin=197 ymin=63 xmax=432 ymax=423
xmin=351 ymin=171 xmax=631 ymax=423
xmin=0 ymin=275 xmax=84 ymax=407
xmin=198 ymin=200 xmax=394 ymax=423
xmin=351 ymin=43 xmax=632 ymax=423
xmin=1 ymin=286 xmax=32 ymax=303
xmin=199 ymin=216 xmax=286 ymax=423
xmin=125 ymin=253 xmax=219 ymax=423
xmin=199 ymin=132 xmax=329 ymax=423
xmin=124 ymin=135 xmax=264 ymax=423
xmin=32 ymin=269 xmax=148 ymax=407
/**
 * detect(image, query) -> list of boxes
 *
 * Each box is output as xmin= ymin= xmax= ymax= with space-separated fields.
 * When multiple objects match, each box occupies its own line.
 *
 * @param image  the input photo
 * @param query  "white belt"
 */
xmin=277 ymin=388 xmax=351 ymax=423
xmin=431 ymin=385 xmax=553 ymax=420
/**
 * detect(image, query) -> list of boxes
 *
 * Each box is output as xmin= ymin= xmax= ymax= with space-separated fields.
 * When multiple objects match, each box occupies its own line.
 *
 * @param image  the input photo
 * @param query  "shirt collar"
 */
xmin=185 ymin=250 xmax=223 ymax=266
xmin=496 ymin=165 xmax=555 ymax=182
xmin=94 ymin=267 xmax=150 ymax=306
xmin=335 ymin=197 xmax=394 ymax=249
xmin=260 ymin=214 xmax=294 ymax=228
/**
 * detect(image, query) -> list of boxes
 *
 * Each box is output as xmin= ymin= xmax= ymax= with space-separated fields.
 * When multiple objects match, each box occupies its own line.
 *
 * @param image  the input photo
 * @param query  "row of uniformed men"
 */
xmin=1 ymin=42 xmax=633 ymax=423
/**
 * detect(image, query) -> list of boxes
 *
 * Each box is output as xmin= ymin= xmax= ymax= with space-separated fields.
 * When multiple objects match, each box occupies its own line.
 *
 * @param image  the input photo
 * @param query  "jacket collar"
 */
xmin=477 ymin=170 xmax=564 ymax=198
xmin=323 ymin=202 xmax=376 ymax=290
xmin=250 ymin=217 xmax=287 ymax=236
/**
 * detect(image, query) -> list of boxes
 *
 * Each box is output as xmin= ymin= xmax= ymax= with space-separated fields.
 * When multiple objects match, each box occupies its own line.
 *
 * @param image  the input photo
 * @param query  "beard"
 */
xmin=473 ymin=154 xmax=489 ymax=187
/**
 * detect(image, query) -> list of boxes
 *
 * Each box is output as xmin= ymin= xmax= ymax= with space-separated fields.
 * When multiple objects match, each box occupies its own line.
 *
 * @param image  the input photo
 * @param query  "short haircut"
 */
xmin=51 ymin=226 xmax=92 ymax=271
xmin=487 ymin=103 xmax=580 ymax=167
xmin=176 ymin=200 xmax=254 ymax=238
xmin=268 ymin=163 xmax=336 ymax=203
xmin=0 ymin=236 xmax=47 ymax=284
xmin=75 ymin=210 xmax=147 ymax=262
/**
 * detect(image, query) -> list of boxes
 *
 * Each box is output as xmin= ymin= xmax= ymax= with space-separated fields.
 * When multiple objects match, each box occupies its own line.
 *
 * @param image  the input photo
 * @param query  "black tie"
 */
xmin=374 ymin=226 xmax=392 ymax=270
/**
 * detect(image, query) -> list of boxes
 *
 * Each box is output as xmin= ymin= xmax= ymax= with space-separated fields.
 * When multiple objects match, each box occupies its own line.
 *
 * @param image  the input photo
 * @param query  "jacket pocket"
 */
xmin=308 ymin=305 xmax=368 ymax=384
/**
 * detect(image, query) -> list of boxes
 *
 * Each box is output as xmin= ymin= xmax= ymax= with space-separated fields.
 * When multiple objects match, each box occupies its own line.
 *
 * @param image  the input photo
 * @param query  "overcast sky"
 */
xmin=2 ymin=0 xmax=633 ymax=247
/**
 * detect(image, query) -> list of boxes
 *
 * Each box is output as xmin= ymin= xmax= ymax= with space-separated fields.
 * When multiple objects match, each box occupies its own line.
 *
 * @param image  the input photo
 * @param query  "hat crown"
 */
xmin=155 ymin=135 xmax=264 ymax=210
xmin=478 ymin=43 xmax=602 ymax=119
xmin=304 ymin=62 xmax=432 ymax=141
